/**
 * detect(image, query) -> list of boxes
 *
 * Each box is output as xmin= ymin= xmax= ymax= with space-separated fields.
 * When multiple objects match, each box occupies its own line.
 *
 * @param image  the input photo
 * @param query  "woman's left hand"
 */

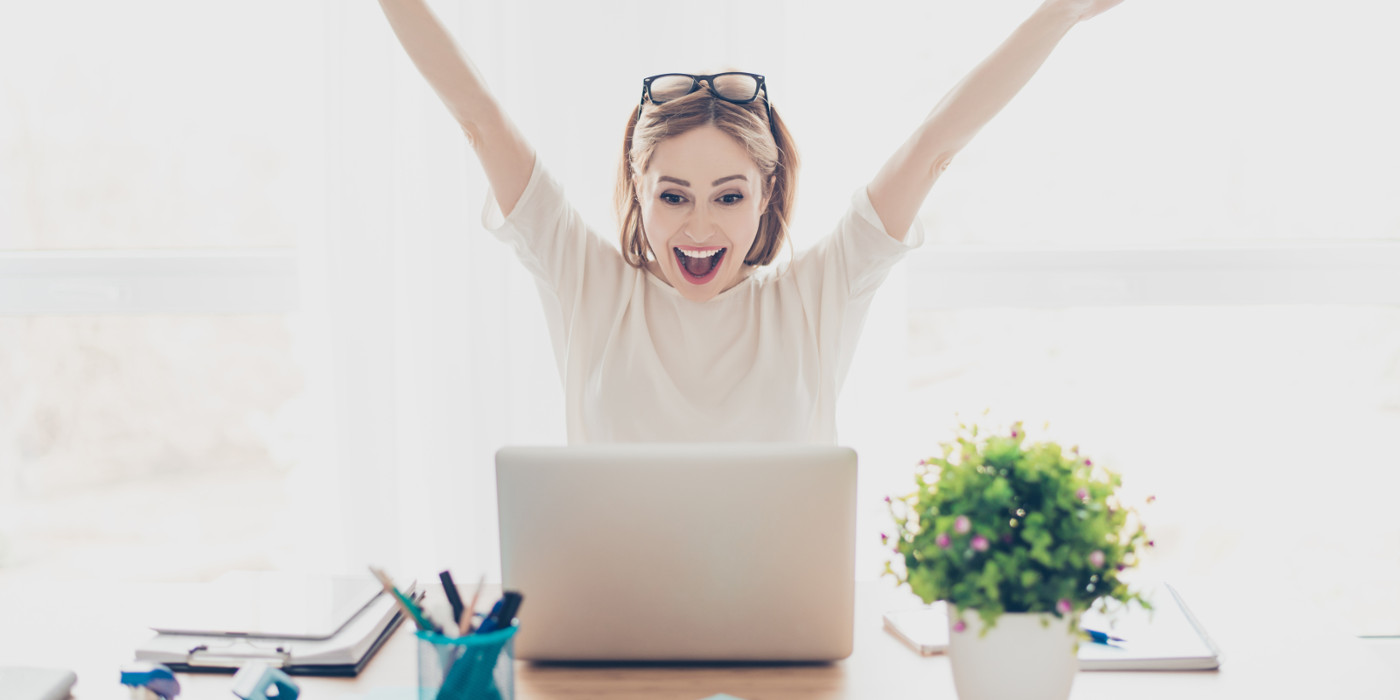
xmin=1042 ymin=0 xmax=1128 ymax=23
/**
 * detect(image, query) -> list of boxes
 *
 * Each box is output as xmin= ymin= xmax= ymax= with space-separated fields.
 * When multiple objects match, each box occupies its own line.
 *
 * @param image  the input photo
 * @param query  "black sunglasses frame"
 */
xmin=637 ymin=72 xmax=776 ymax=138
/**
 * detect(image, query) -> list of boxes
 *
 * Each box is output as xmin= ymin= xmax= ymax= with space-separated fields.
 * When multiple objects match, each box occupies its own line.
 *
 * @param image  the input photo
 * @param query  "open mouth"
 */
xmin=674 ymin=247 xmax=727 ymax=285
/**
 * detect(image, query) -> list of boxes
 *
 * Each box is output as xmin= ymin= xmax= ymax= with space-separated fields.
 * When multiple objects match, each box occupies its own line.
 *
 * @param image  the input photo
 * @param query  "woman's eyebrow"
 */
xmin=658 ymin=174 xmax=748 ymax=187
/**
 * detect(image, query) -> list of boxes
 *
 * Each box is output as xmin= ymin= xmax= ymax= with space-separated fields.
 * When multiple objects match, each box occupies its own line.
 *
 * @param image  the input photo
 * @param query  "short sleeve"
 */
xmin=478 ymin=156 xmax=630 ymax=376
xmin=786 ymin=185 xmax=928 ymax=399
xmin=838 ymin=184 xmax=926 ymax=300
xmin=481 ymin=155 xmax=579 ymax=290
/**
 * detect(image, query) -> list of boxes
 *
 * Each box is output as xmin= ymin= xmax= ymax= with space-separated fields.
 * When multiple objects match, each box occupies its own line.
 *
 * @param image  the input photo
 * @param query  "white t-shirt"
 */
xmin=482 ymin=156 xmax=925 ymax=444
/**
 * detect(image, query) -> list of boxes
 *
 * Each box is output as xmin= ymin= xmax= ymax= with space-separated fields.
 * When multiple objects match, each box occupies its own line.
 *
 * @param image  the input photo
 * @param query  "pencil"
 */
xmin=368 ymin=565 xmax=442 ymax=634
xmin=460 ymin=573 xmax=487 ymax=636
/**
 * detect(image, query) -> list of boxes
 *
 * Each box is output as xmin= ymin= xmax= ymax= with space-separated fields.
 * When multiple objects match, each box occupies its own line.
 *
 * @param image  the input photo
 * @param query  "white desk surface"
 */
xmin=2 ymin=575 xmax=1395 ymax=699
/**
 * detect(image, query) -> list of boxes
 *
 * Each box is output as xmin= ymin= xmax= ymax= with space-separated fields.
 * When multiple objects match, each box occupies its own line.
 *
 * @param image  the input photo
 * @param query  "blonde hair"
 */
xmin=615 ymin=85 xmax=799 ymax=268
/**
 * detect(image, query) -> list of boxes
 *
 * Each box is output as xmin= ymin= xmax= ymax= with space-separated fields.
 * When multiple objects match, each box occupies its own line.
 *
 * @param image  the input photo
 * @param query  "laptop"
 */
xmin=496 ymin=443 xmax=857 ymax=662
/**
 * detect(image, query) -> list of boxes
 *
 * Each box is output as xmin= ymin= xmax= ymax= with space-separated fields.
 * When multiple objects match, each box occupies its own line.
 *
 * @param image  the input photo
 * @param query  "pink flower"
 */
xmin=1089 ymin=550 xmax=1105 ymax=568
xmin=954 ymin=516 xmax=971 ymax=534
xmin=1085 ymin=458 xmax=1093 ymax=466
xmin=1011 ymin=429 xmax=1019 ymax=438
xmin=1057 ymin=599 xmax=1072 ymax=615
xmin=953 ymin=620 xmax=967 ymax=633
xmin=1076 ymin=488 xmax=1089 ymax=502
xmin=936 ymin=533 xmax=951 ymax=549
xmin=884 ymin=495 xmax=892 ymax=504
xmin=971 ymin=535 xmax=989 ymax=552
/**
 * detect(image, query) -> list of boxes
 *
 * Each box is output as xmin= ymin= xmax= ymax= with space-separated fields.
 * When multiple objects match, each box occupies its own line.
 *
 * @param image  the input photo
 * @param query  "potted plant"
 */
xmin=884 ymin=419 xmax=1152 ymax=700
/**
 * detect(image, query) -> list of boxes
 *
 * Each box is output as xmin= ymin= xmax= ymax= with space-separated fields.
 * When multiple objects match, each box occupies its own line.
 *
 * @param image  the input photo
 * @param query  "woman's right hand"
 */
xmin=1039 ymin=0 xmax=1128 ymax=24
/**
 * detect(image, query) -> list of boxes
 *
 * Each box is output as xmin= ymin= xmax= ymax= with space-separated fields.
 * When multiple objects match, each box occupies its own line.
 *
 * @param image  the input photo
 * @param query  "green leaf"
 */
xmin=886 ymin=418 xmax=1151 ymax=623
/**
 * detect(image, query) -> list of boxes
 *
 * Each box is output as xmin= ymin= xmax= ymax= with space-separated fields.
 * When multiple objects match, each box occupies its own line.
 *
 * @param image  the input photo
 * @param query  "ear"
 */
xmin=761 ymin=175 xmax=776 ymax=211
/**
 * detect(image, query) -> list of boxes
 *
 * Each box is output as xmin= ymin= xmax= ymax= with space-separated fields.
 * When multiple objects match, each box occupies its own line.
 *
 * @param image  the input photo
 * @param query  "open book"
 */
xmin=883 ymin=582 xmax=1222 ymax=671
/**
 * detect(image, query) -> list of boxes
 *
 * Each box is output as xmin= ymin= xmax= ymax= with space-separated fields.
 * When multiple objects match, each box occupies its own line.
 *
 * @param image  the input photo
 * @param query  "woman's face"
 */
xmin=633 ymin=125 xmax=770 ymax=302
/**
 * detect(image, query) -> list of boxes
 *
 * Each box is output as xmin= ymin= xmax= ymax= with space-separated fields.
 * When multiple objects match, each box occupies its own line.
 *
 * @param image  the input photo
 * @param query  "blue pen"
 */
xmin=474 ymin=592 xmax=523 ymax=635
xmin=474 ymin=598 xmax=505 ymax=635
xmin=1084 ymin=629 xmax=1127 ymax=645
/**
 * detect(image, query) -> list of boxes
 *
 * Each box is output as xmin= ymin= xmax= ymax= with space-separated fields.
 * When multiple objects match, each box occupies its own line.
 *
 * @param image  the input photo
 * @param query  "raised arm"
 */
xmin=866 ymin=0 xmax=1125 ymax=242
xmin=377 ymin=0 xmax=535 ymax=217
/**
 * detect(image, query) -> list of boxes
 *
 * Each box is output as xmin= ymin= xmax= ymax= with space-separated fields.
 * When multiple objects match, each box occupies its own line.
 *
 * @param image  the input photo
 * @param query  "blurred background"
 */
xmin=0 ymin=0 xmax=1395 ymax=639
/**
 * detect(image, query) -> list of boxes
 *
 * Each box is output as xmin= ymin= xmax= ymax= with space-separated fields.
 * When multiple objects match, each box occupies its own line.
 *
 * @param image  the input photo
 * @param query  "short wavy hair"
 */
xmin=614 ymin=83 xmax=799 ymax=268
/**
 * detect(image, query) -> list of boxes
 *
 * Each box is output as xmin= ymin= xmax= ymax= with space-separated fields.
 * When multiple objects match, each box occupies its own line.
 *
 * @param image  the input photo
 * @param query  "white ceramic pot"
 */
xmin=946 ymin=610 xmax=1079 ymax=700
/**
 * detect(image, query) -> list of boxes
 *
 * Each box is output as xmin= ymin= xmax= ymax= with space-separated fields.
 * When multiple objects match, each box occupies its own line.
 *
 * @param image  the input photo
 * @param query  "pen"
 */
xmin=369 ymin=565 xmax=443 ymax=634
xmin=440 ymin=569 xmax=465 ymax=626
xmin=474 ymin=591 xmax=523 ymax=635
xmin=461 ymin=573 xmax=486 ymax=636
xmin=1084 ymin=629 xmax=1127 ymax=645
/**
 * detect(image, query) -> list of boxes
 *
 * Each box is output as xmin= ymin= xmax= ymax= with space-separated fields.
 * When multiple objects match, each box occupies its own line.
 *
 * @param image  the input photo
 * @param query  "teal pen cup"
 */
xmin=415 ymin=622 xmax=519 ymax=700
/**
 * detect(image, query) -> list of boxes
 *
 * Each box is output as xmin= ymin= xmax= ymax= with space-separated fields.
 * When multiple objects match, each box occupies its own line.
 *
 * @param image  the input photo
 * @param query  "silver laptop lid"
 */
xmin=496 ymin=443 xmax=857 ymax=662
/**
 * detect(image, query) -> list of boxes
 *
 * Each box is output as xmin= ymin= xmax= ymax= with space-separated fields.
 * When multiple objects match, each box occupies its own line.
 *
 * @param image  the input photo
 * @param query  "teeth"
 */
xmin=676 ymin=248 xmax=723 ymax=258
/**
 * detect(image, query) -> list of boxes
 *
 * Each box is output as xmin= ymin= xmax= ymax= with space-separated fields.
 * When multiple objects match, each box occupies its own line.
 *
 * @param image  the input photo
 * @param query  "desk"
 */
xmin=2 ymin=577 xmax=1395 ymax=699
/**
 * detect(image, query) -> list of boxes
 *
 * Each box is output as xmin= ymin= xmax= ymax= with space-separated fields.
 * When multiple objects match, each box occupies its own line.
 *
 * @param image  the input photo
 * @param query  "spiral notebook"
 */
xmin=883 ymin=582 xmax=1222 ymax=671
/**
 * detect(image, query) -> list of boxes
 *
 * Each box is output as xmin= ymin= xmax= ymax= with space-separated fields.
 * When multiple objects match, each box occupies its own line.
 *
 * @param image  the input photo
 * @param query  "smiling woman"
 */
xmin=377 ymin=0 xmax=1153 ymax=450
xmin=633 ymin=126 xmax=770 ymax=299
xmin=618 ymin=78 xmax=795 ymax=302
xmin=384 ymin=0 xmax=1040 ymax=449
xmin=481 ymin=131 xmax=921 ymax=443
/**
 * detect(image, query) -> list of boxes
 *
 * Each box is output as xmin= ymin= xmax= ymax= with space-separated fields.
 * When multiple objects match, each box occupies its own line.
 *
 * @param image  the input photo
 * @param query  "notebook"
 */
xmin=496 ymin=443 xmax=858 ymax=662
xmin=883 ymin=582 xmax=1223 ymax=670
xmin=0 ymin=667 xmax=77 ymax=700
xmin=147 ymin=571 xmax=383 ymax=640
xmin=135 ymin=580 xmax=415 ymax=676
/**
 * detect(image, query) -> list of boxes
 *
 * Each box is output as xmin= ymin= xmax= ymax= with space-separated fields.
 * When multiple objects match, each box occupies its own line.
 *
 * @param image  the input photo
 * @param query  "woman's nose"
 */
xmin=683 ymin=213 xmax=717 ymax=242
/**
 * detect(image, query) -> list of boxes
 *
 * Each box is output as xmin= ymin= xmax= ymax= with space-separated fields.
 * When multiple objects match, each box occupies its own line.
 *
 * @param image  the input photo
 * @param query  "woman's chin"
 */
xmin=671 ymin=264 xmax=729 ymax=302
xmin=648 ymin=255 xmax=748 ymax=302
xmin=674 ymin=277 xmax=723 ymax=302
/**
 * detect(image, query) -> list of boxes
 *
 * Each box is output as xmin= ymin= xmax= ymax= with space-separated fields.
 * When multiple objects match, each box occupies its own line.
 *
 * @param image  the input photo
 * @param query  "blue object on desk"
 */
xmin=1084 ymin=628 xmax=1127 ymax=645
xmin=417 ymin=623 xmax=519 ymax=700
xmin=120 ymin=661 xmax=180 ymax=700
xmin=230 ymin=662 xmax=300 ymax=700
xmin=474 ymin=592 xmax=522 ymax=636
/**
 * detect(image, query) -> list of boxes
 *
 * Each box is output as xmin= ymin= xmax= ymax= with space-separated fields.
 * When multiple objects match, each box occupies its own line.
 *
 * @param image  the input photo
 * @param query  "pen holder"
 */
xmin=415 ymin=622 xmax=518 ymax=700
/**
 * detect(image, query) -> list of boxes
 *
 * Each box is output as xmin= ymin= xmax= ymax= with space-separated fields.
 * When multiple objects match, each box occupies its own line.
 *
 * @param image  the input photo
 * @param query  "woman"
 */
xmin=377 ymin=0 xmax=1127 ymax=444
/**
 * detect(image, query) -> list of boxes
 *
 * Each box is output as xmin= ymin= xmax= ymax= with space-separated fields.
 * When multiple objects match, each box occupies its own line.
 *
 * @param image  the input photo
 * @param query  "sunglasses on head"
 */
xmin=637 ymin=72 xmax=775 ymax=137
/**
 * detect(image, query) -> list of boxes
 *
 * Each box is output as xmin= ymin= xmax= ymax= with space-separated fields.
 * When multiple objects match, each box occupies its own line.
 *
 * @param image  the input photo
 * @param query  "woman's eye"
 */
xmin=719 ymin=193 xmax=744 ymax=205
xmin=660 ymin=193 xmax=685 ymax=205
